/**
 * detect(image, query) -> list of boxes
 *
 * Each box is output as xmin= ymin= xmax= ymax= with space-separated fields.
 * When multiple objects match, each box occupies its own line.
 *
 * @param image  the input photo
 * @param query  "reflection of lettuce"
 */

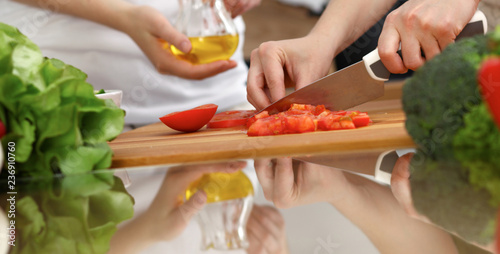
xmin=0 ymin=23 xmax=124 ymax=177
xmin=7 ymin=173 xmax=134 ymax=254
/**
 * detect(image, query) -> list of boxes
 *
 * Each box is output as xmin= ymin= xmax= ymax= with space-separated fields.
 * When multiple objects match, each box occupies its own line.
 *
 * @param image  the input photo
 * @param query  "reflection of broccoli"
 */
xmin=409 ymin=157 xmax=497 ymax=246
xmin=403 ymin=27 xmax=500 ymax=246
xmin=454 ymin=103 xmax=500 ymax=206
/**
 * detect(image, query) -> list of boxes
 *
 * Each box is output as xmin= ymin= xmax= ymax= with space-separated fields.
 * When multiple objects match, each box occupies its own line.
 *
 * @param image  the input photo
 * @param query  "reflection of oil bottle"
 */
xmin=171 ymin=0 xmax=239 ymax=64
xmin=185 ymin=171 xmax=254 ymax=250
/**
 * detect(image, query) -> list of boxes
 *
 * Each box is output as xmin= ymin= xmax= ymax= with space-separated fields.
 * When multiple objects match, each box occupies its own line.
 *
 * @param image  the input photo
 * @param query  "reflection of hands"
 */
xmin=378 ymin=0 xmax=479 ymax=73
xmin=246 ymin=205 xmax=289 ymax=254
xmin=121 ymin=5 xmax=237 ymax=79
xmin=109 ymin=161 xmax=246 ymax=254
xmin=256 ymin=157 xmax=460 ymax=254
xmin=224 ymin=0 xmax=261 ymax=18
xmin=254 ymin=158 xmax=349 ymax=208
xmin=247 ymin=36 xmax=334 ymax=110
xmin=390 ymin=153 xmax=497 ymax=253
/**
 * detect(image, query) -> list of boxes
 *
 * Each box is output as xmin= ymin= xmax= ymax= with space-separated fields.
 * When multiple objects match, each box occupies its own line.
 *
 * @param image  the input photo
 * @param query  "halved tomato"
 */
xmin=159 ymin=104 xmax=218 ymax=132
xmin=207 ymin=110 xmax=256 ymax=129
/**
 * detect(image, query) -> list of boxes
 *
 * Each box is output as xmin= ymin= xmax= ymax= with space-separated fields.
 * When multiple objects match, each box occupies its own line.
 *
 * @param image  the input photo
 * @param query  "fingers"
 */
xmin=247 ymin=205 xmax=286 ymax=254
xmin=164 ymin=161 xmax=246 ymax=203
xmin=390 ymin=153 xmax=419 ymax=217
xmin=259 ymin=42 xmax=287 ymax=104
xmin=272 ymin=158 xmax=296 ymax=209
xmin=247 ymin=48 xmax=273 ymax=110
xmin=378 ymin=18 xmax=407 ymax=74
xmin=171 ymin=190 xmax=207 ymax=227
xmin=225 ymin=0 xmax=261 ymax=18
xmin=254 ymin=158 xmax=276 ymax=201
xmin=147 ymin=9 xmax=191 ymax=54
xmin=254 ymin=158 xmax=296 ymax=208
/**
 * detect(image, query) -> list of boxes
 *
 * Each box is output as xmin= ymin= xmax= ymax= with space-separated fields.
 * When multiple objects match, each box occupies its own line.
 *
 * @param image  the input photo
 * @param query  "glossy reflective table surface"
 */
xmin=0 ymin=82 xmax=496 ymax=254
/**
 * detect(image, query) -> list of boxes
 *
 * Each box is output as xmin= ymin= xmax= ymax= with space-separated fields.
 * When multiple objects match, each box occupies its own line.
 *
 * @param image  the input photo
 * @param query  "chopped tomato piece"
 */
xmin=283 ymin=114 xmax=316 ymax=134
xmin=246 ymin=111 xmax=270 ymax=128
xmin=340 ymin=117 xmax=356 ymax=129
xmin=207 ymin=110 xmax=256 ymax=128
xmin=247 ymin=115 xmax=285 ymax=136
xmin=246 ymin=103 xmax=371 ymax=136
xmin=352 ymin=114 xmax=371 ymax=127
xmin=317 ymin=114 xmax=342 ymax=130
xmin=159 ymin=104 xmax=218 ymax=132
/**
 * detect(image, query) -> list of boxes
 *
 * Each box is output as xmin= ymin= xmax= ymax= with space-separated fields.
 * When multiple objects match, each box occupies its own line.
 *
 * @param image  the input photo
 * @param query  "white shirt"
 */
xmin=0 ymin=0 xmax=248 ymax=125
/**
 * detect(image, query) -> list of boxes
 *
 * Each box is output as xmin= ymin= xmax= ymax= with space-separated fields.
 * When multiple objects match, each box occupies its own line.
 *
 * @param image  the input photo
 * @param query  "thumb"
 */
xmin=174 ymin=191 xmax=207 ymax=224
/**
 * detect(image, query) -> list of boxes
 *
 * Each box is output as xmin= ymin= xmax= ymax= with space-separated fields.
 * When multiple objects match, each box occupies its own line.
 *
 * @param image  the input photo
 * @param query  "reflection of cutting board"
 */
xmin=109 ymin=95 xmax=415 ymax=169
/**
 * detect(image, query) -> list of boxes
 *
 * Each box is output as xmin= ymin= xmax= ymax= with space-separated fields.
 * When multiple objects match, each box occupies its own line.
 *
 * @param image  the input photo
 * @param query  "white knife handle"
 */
xmin=363 ymin=9 xmax=488 ymax=82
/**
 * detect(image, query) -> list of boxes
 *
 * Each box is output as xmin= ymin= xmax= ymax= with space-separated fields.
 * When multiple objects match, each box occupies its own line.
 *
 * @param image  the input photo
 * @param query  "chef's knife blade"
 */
xmin=260 ymin=10 xmax=487 ymax=115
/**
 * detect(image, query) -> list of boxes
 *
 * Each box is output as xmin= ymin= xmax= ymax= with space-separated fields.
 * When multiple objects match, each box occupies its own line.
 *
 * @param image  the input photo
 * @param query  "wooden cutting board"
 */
xmin=109 ymin=95 xmax=415 ymax=169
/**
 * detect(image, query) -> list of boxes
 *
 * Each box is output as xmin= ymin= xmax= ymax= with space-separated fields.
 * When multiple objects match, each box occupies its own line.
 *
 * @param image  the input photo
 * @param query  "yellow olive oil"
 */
xmin=185 ymin=171 xmax=254 ymax=203
xmin=170 ymin=34 xmax=239 ymax=64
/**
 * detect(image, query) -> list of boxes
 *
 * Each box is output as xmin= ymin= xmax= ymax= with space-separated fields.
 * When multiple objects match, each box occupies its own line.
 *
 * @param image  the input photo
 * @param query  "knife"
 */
xmin=260 ymin=10 xmax=488 ymax=115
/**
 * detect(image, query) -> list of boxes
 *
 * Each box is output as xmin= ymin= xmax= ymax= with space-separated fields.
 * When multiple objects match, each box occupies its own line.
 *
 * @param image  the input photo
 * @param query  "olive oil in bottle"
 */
xmin=170 ymin=34 xmax=239 ymax=64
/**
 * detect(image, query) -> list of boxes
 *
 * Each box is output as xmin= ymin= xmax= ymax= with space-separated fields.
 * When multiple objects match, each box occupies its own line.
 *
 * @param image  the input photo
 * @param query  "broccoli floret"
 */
xmin=403 ymin=35 xmax=490 ymax=159
xmin=454 ymin=103 xmax=500 ymax=206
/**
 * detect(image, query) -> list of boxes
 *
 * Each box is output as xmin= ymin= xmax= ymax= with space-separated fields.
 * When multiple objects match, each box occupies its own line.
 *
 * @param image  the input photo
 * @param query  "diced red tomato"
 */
xmin=207 ymin=110 xmax=256 ymax=129
xmin=246 ymin=104 xmax=371 ymax=136
xmin=317 ymin=114 xmax=342 ymax=130
xmin=283 ymin=114 xmax=316 ymax=134
xmin=332 ymin=110 xmax=347 ymax=116
xmin=247 ymin=115 xmax=285 ymax=136
xmin=340 ymin=116 xmax=356 ymax=129
xmin=352 ymin=113 xmax=371 ymax=127
xmin=246 ymin=111 xmax=270 ymax=128
xmin=478 ymin=57 xmax=500 ymax=129
xmin=159 ymin=104 xmax=218 ymax=132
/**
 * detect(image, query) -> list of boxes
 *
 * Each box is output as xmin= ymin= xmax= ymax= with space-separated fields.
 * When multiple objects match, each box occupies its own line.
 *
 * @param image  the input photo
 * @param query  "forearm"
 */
xmin=13 ymin=0 xmax=133 ymax=32
xmin=308 ymin=0 xmax=397 ymax=59
xmin=108 ymin=212 xmax=157 ymax=254
xmin=329 ymin=173 xmax=458 ymax=254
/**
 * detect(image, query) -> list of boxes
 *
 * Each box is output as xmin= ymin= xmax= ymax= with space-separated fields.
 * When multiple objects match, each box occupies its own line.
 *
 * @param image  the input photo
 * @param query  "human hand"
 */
xmin=247 ymin=36 xmax=334 ymax=110
xmin=390 ymin=153 xmax=497 ymax=253
xmin=144 ymin=161 xmax=247 ymax=242
xmin=121 ymin=5 xmax=237 ymax=79
xmin=378 ymin=0 xmax=479 ymax=73
xmin=254 ymin=158 xmax=352 ymax=208
xmin=246 ymin=205 xmax=289 ymax=254
xmin=224 ymin=0 xmax=261 ymax=18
